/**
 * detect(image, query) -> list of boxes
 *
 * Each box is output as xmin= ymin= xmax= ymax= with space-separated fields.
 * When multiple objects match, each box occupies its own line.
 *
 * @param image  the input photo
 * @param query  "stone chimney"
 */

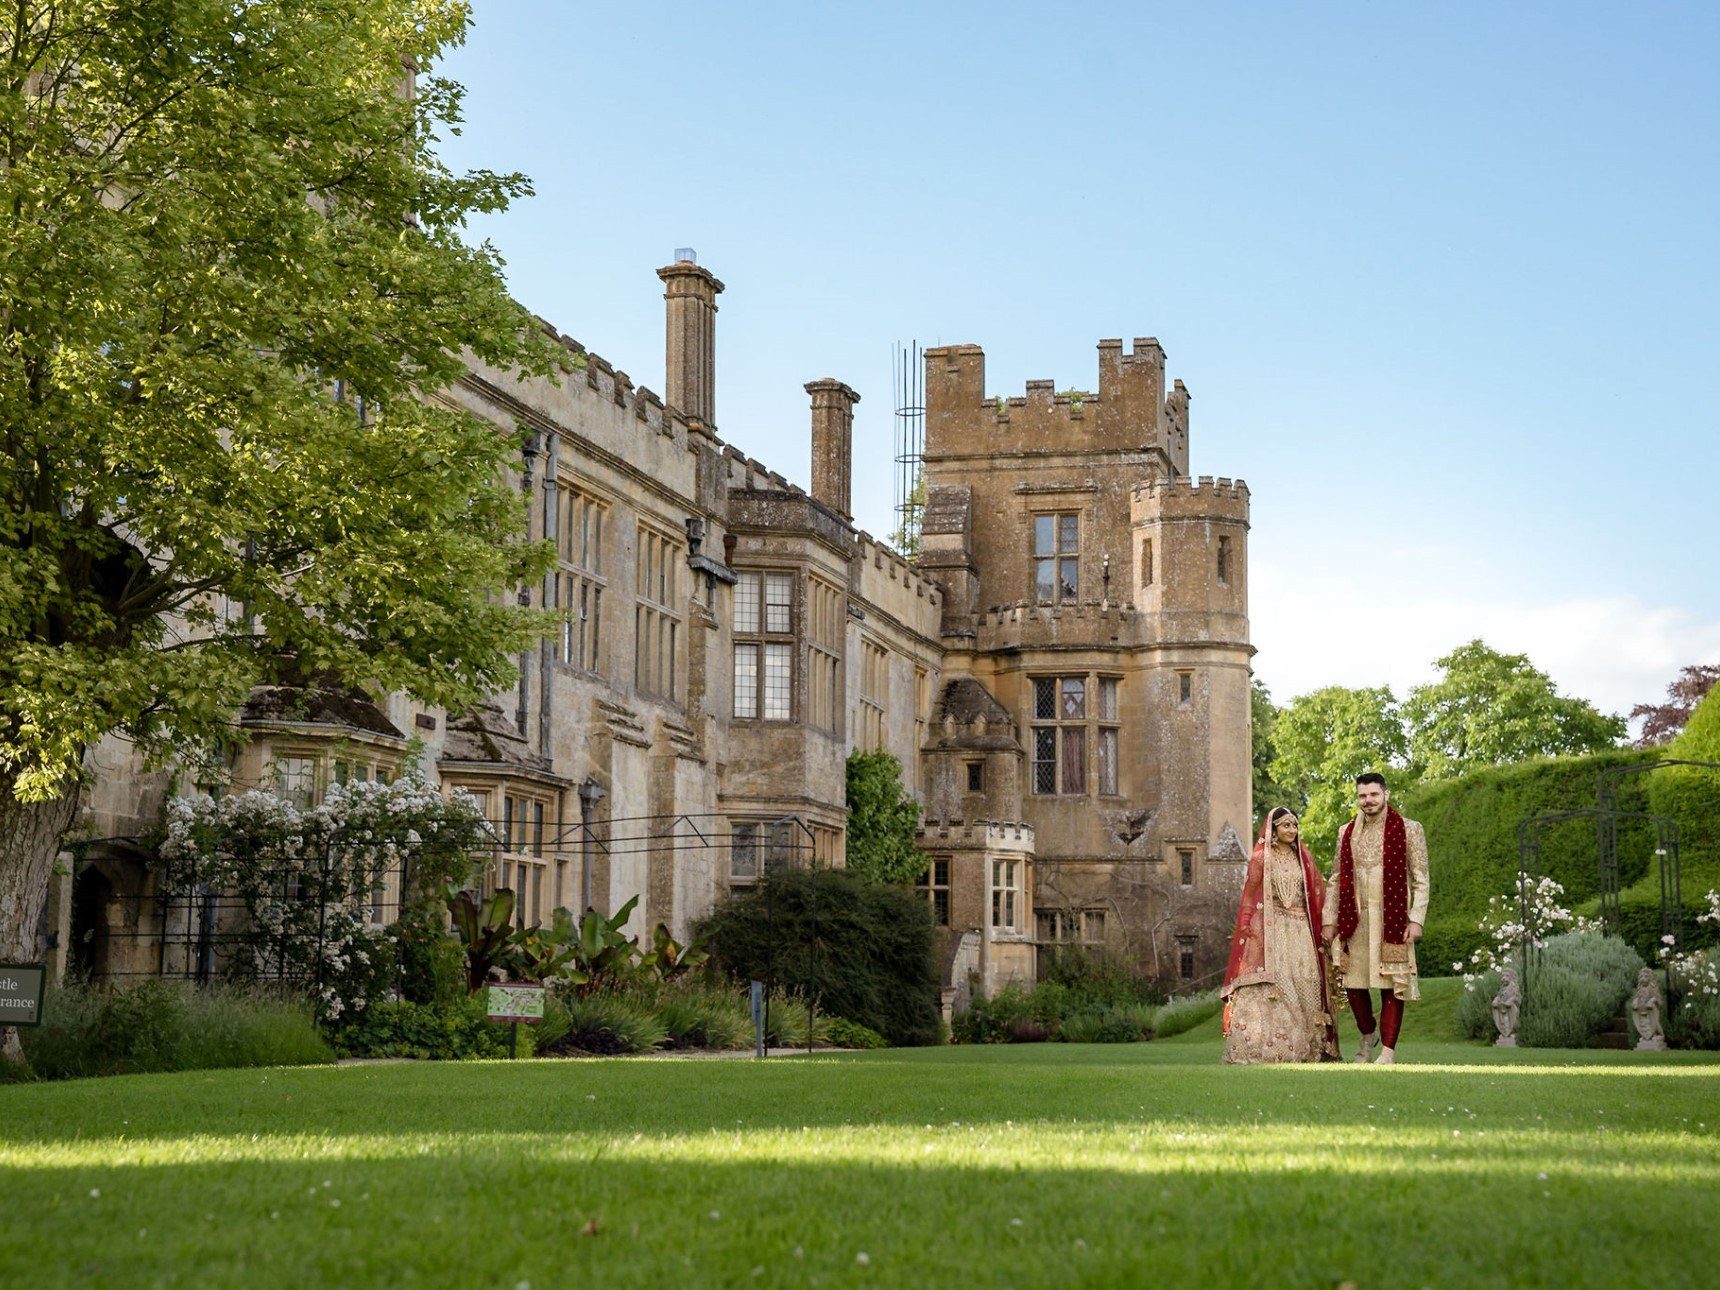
xmin=656 ymin=253 xmax=724 ymax=426
xmin=805 ymin=379 xmax=859 ymax=520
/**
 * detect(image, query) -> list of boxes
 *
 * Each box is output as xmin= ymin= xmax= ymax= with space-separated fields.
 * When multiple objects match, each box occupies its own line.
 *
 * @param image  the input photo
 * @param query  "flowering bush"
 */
xmin=1658 ymin=889 xmax=1720 ymax=1017
xmin=156 ymin=772 xmax=487 ymax=1022
xmin=1455 ymin=874 xmax=1603 ymax=991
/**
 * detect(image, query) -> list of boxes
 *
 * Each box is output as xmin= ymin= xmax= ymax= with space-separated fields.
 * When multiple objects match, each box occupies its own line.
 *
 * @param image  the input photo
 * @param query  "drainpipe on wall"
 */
xmin=516 ymin=430 xmax=542 ymax=734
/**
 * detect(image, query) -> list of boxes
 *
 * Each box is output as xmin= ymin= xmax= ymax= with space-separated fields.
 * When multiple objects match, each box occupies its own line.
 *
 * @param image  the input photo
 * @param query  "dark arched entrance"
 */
xmin=70 ymin=864 xmax=115 ymax=981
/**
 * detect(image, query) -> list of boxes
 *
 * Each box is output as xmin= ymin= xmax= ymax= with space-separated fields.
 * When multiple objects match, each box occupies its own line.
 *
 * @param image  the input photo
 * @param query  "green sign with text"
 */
xmin=486 ymin=984 xmax=546 ymax=1025
xmin=0 ymin=964 xmax=46 ymax=1028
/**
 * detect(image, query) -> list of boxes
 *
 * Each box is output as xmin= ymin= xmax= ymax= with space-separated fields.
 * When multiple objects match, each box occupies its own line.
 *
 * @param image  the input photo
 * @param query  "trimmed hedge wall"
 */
xmin=1395 ymin=746 xmax=1720 ymax=971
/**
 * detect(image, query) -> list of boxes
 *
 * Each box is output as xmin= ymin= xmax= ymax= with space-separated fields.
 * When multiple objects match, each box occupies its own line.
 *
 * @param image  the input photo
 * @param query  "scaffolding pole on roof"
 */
xmin=890 ymin=341 xmax=925 ymax=556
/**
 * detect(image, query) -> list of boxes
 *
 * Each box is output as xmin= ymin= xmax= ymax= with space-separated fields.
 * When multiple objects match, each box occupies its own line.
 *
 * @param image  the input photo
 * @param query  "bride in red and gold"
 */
xmin=1220 ymin=807 xmax=1340 ymax=1063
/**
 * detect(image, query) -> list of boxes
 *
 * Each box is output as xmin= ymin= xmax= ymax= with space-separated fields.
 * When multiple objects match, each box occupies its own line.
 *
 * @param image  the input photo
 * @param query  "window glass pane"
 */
xmin=765 ymin=573 xmax=792 ymax=633
xmin=1035 ymin=560 xmax=1055 ymax=603
xmin=1059 ymin=558 xmax=1078 ymax=600
xmin=1033 ymin=729 xmax=1057 ymax=794
xmin=1179 ymin=672 xmax=1193 ymax=704
xmin=1034 ymin=514 xmax=1055 ymax=556
xmin=1061 ymin=676 xmax=1085 ymax=718
xmin=1033 ymin=678 xmax=1056 ymax=721
xmin=533 ymin=801 xmax=545 ymax=854
xmin=763 ymin=642 xmax=792 ymax=719
xmin=733 ymin=644 xmax=758 ymax=718
xmin=1100 ymin=678 xmax=1118 ymax=721
xmin=734 ymin=572 xmax=760 ymax=634
xmin=731 ymin=824 xmax=758 ymax=878
xmin=1084 ymin=910 xmax=1105 ymax=943
xmin=1058 ymin=513 xmax=1079 ymax=553
xmin=1099 ymin=727 xmax=1118 ymax=795
xmin=1061 ymin=727 xmax=1086 ymax=794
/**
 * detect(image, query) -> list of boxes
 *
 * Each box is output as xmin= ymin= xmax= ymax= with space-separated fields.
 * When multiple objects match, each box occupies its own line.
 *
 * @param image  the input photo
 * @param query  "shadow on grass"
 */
xmin=1 ymin=1127 xmax=1713 ymax=1288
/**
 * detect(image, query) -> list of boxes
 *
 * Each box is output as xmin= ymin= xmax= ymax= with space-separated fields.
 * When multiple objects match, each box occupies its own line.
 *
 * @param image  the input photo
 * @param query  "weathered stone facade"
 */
xmin=57 ymin=261 xmax=1249 ymax=998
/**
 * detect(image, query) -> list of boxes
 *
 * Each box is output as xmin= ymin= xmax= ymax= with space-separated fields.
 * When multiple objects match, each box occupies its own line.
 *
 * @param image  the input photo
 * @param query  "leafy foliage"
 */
xmin=445 ymin=886 xmax=519 ymax=994
xmin=697 ymin=867 xmax=942 ymax=1046
xmin=21 ymin=980 xmax=331 ymax=1080
xmin=156 ymin=774 xmax=486 ymax=1019
xmin=332 ymin=993 xmax=535 ymax=1061
xmin=1646 ymin=685 xmax=1720 ymax=877
xmin=0 ymin=0 xmax=565 ymax=990
xmin=1250 ymin=678 xmax=1286 ymax=817
xmin=1405 ymin=641 xmax=1625 ymax=779
xmin=1631 ymin=663 xmax=1720 ymax=747
xmin=844 ymin=750 xmax=927 ymax=885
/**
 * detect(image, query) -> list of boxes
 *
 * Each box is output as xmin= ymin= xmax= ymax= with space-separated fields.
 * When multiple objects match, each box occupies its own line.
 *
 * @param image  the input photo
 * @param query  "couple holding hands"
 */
xmin=1220 ymin=773 xmax=1431 ymax=1065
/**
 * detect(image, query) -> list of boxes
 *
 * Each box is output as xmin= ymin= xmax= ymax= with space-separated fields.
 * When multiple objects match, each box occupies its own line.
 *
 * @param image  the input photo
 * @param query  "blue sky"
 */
xmin=435 ymin=2 xmax=1720 ymax=720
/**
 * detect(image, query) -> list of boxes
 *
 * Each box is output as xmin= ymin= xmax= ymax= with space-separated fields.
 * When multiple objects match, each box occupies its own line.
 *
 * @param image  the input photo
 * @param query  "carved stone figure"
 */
xmin=1631 ymin=967 xmax=1667 ymax=1052
xmin=1491 ymin=964 xmax=1521 ymax=1048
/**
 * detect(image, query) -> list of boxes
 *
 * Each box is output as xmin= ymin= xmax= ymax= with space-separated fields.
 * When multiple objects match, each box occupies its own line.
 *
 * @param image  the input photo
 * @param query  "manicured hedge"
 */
xmin=1392 ymin=746 xmax=1720 ymax=969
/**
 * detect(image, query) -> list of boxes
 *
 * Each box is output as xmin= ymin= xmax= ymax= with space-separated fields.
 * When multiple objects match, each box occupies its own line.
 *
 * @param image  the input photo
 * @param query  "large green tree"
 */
xmin=1250 ymin=677 xmax=1284 ymax=820
xmin=1268 ymin=685 xmax=1410 ymax=863
xmin=1 ymin=0 xmax=561 ymax=1060
xmin=843 ymin=750 xmax=926 ymax=885
xmin=1404 ymin=640 xmax=1624 ymax=779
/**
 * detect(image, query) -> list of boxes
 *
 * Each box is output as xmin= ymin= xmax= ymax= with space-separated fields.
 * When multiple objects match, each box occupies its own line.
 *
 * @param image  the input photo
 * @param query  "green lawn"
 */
xmin=2 ymin=986 xmax=1716 ymax=1288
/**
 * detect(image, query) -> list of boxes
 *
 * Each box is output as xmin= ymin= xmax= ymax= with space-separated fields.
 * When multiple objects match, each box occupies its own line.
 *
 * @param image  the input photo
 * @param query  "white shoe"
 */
xmin=1353 ymin=1033 xmax=1377 ymax=1063
xmin=1375 ymin=1047 xmax=1396 ymax=1065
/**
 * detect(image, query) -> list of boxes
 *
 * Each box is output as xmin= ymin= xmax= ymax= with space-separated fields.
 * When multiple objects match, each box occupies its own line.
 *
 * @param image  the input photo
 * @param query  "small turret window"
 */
xmin=1033 ymin=512 xmax=1080 ymax=605
xmin=1217 ymin=535 xmax=1231 ymax=586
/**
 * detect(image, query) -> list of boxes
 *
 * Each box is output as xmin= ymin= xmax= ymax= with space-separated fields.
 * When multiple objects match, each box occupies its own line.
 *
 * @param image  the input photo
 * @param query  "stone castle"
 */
xmin=57 ymin=257 xmax=1253 ymax=1003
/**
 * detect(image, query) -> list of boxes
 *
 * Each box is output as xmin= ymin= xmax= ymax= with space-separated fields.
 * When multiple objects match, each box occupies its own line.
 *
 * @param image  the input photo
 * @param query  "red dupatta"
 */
xmin=1221 ymin=809 xmax=1337 ymax=1051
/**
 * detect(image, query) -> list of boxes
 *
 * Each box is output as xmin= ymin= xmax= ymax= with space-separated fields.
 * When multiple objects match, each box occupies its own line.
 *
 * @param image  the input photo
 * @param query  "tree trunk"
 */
xmin=0 ymin=782 xmax=80 ymax=1066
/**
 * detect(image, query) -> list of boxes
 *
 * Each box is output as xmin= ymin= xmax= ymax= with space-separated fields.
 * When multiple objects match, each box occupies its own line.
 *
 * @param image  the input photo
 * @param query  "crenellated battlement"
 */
xmin=1132 ymin=474 xmax=1250 ymax=523
xmin=533 ymin=318 xmax=701 ymax=444
xmin=925 ymin=337 xmax=1182 ymax=458
xmin=976 ymin=600 xmax=1141 ymax=629
xmin=718 ymin=442 xmax=942 ymax=605
xmin=917 ymin=818 xmax=1037 ymax=849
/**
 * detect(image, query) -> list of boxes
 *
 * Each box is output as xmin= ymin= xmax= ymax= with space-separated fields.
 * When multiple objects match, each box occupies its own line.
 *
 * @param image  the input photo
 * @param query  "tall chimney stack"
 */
xmin=657 ymin=252 xmax=724 ymax=426
xmin=805 ymin=379 xmax=860 ymax=521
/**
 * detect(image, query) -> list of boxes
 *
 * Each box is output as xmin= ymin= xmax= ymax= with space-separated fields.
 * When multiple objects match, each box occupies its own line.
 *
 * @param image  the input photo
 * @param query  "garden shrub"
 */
xmin=333 ymin=994 xmax=527 ymax=1060
xmin=1518 ymin=965 xmax=1617 ymax=1048
xmin=824 ymin=1017 xmax=888 ymax=1049
xmin=1455 ymin=932 xmax=1641 ymax=1046
xmin=541 ymin=992 xmax=667 ymax=1056
xmin=1665 ymin=952 xmax=1720 ymax=1050
xmin=1055 ymin=1012 xmax=1104 ymax=1043
xmin=697 ymin=868 xmax=941 ymax=1046
xmin=1151 ymin=992 xmax=1222 ymax=1039
xmin=951 ymin=980 xmax=1159 ymax=1044
xmin=1039 ymin=945 xmax=1165 ymax=1010
xmin=652 ymin=981 xmax=753 ymax=1050
xmin=21 ymin=980 xmax=332 ymax=1080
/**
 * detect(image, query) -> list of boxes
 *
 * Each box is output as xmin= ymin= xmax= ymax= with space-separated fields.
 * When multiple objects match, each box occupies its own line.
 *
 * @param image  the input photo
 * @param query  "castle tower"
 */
xmin=805 ymin=379 xmax=859 ymax=520
xmin=657 ymin=255 xmax=723 ymax=426
xmin=1132 ymin=476 xmax=1252 ymax=854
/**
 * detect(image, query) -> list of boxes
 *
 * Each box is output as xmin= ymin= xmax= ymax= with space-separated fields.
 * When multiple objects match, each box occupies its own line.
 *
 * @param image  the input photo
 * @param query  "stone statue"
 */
xmin=1631 ymin=968 xmax=1667 ymax=1052
xmin=1491 ymin=964 xmax=1521 ymax=1047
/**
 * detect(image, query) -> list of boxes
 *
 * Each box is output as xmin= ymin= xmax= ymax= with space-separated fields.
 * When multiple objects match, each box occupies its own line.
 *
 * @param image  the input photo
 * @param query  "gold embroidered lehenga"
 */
xmin=1221 ymin=809 xmax=1339 ymax=1064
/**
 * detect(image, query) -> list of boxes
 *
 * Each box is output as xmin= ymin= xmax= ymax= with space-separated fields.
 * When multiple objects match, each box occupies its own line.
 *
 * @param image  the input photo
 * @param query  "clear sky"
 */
xmin=435 ymin=2 xmax=1720 ymax=723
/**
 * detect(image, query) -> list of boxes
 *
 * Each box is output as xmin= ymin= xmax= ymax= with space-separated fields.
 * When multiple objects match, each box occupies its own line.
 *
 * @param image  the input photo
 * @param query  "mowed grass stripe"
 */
xmin=2 ymin=1032 xmax=1716 ymax=1288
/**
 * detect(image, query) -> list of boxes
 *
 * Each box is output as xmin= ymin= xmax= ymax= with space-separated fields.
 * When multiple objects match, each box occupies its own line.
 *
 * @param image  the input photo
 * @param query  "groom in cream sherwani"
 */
xmin=1323 ymin=772 xmax=1430 ymax=1064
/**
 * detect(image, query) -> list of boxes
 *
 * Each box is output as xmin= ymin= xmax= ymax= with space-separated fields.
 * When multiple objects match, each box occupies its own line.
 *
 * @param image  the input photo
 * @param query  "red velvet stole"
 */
xmin=1336 ymin=806 xmax=1409 ymax=946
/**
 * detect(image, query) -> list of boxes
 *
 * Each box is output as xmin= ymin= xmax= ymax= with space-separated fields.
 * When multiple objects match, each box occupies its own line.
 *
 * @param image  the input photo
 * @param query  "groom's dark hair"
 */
xmin=1355 ymin=772 xmax=1388 ymax=789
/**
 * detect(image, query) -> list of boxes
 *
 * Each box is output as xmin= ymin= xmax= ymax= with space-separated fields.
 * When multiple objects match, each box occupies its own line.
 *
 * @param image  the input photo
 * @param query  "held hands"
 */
xmin=1407 ymin=922 xmax=1423 ymax=942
